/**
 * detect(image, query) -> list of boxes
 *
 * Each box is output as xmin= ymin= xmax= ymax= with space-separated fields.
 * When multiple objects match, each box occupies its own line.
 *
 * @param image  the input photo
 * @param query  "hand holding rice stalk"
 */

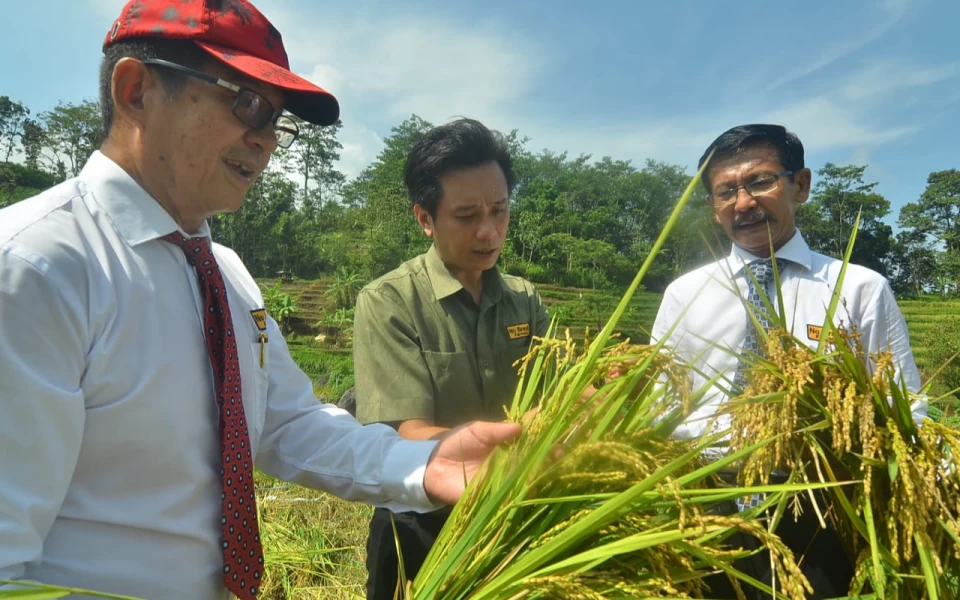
xmin=721 ymin=216 xmax=960 ymax=598
xmin=410 ymin=163 xmax=826 ymax=600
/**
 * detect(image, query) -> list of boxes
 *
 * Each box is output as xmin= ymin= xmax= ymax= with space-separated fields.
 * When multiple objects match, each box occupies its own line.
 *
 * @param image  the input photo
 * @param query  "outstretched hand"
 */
xmin=422 ymin=421 xmax=521 ymax=505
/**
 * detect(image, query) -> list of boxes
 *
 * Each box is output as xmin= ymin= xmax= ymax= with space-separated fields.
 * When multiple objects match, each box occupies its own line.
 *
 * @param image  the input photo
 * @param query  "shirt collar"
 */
xmin=79 ymin=151 xmax=211 ymax=247
xmin=424 ymin=243 xmax=503 ymax=304
xmin=727 ymin=229 xmax=814 ymax=276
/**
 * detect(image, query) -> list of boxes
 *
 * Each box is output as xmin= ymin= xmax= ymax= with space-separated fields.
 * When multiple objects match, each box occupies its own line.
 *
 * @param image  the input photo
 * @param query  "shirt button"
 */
xmin=480 ymin=360 xmax=490 ymax=368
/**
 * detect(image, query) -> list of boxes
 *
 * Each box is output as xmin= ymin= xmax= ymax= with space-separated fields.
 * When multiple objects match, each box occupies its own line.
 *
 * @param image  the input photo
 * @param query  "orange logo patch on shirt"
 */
xmin=506 ymin=323 xmax=531 ymax=340
xmin=807 ymin=324 xmax=823 ymax=341
xmin=250 ymin=309 xmax=267 ymax=331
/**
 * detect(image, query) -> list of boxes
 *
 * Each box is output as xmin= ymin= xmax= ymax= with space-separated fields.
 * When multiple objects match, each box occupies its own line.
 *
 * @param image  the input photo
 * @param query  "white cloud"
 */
xmin=505 ymin=92 xmax=917 ymax=176
xmin=307 ymin=64 xmax=347 ymax=100
xmin=88 ymin=0 xmax=127 ymax=22
xmin=275 ymin=9 xmax=546 ymax=183
xmin=287 ymin=16 xmax=544 ymax=123
xmin=841 ymin=59 xmax=960 ymax=101
xmin=336 ymin=123 xmax=385 ymax=180
xmin=762 ymin=96 xmax=916 ymax=149
xmin=762 ymin=0 xmax=909 ymax=93
xmin=849 ymin=146 xmax=873 ymax=167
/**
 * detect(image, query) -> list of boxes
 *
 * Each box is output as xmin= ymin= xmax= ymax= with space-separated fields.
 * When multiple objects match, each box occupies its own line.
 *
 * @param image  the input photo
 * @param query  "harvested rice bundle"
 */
xmin=724 ymin=220 xmax=960 ymax=598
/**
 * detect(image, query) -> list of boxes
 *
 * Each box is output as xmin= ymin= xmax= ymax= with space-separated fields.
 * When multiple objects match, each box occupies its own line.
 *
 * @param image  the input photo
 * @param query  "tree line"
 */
xmin=1 ymin=95 xmax=958 ymax=296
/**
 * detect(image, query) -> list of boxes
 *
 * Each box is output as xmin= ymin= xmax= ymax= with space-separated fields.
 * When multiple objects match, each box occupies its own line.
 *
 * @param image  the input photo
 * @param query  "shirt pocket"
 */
xmin=246 ymin=341 xmax=269 ymax=440
xmin=422 ymin=350 xmax=480 ymax=425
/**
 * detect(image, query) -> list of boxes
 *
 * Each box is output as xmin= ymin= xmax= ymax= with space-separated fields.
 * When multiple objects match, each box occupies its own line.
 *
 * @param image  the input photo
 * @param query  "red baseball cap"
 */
xmin=103 ymin=0 xmax=339 ymax=126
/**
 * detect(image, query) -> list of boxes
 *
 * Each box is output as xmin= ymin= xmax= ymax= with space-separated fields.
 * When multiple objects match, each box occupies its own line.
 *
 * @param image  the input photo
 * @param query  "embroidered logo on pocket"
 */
xmin=506 ymin=323 xmax=531 ymax=340
xmin=807 ymin=324 xmax=823 ymax=341
xmin=250 ymin=309 xmax=267 ymax=331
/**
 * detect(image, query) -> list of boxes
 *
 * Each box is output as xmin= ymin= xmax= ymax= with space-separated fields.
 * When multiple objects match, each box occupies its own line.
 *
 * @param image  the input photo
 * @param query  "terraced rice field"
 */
xmin=264 ymin=278 xmax=959 ymax=388
xmin=897 ymin=299 xmax=960 ymax=373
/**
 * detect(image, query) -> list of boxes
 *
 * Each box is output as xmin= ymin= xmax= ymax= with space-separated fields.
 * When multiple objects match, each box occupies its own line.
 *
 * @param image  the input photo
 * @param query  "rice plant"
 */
xmin=721 ymin=217 xmax=960 ymax=598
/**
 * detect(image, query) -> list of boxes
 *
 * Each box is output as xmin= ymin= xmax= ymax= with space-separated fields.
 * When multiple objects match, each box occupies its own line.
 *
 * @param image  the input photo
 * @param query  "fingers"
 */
xmin=608 ymin=357 xmax=639 ymax=380
xmin=463 ymin=421 xmax=522 ymax=447
xmin=521 ymin=405 xmax=540 ymax=428
xmin=433 ymin=421 xmax=521 ymax=464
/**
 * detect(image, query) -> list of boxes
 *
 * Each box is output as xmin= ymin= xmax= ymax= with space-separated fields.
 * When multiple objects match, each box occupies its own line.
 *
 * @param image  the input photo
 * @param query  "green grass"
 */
xmin=286 ymin=337 xmax=354 ymax=401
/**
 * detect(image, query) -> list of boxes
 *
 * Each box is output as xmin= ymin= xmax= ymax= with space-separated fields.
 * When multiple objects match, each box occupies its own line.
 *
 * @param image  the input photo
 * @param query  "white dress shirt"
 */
xmin=0 ymin=152 xmax=438 ymax=599
xmin=651 ymin=231 xmax=924 ymax=441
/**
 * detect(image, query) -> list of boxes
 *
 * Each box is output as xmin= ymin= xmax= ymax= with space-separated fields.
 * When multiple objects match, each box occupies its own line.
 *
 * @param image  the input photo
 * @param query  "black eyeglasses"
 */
xmin=142 ymin=59 xmax=299 ymax=149
xmin=708 ymin=170 xmax=794 ymax=206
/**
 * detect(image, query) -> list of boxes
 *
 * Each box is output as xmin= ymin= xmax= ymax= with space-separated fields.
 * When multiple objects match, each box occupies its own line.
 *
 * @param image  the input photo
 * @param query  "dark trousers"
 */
xmin=703 ymin=491 xmax=855 ymax=599
xmin=365 ymin=506 xmax=451 ymax=600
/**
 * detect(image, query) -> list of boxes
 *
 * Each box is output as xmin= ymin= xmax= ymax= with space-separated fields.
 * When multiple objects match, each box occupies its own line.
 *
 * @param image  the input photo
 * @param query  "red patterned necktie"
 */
xmin=164 ymin=232 xmax=264 ymax=599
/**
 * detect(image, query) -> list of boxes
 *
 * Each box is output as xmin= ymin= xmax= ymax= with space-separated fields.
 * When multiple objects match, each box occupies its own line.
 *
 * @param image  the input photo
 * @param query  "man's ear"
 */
xmin=414 ymin=204 xmax=435 ymax=237
xmin=794 ymin=168 xmax=813 ymax=205
xmin=110 ymin=58 xmax=162 ymax=132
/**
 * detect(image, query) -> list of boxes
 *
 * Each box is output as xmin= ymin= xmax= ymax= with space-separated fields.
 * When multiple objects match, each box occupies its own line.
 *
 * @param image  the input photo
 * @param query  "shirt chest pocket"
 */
xmin=243 ymin=338 xmax=269 ymax=443
xmin=224 ymin=287 xmax=269 ymax=443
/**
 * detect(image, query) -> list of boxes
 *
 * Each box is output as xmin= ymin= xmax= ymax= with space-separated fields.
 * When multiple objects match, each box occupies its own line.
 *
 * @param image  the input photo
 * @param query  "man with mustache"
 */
xmin=651 ymin=124 xmax=922 ymax=597
xmin=353 ymin=118 xmax=550 ymax=600
xmin=0 ymin=2 xmax=521 ymax=598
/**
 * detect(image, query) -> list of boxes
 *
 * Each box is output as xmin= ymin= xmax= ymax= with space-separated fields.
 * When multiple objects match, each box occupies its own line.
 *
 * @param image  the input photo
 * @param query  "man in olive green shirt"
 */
xmin=354 ymin=118 xmax=549 ymax=600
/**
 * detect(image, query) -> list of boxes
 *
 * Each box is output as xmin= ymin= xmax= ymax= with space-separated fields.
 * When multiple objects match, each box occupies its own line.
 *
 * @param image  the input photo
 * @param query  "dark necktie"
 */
xmin=164 ymin=232 xmax=264 ymax=599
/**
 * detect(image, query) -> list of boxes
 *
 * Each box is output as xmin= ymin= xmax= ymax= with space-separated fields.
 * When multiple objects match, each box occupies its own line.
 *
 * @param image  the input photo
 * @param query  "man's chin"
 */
xmin=733 ymin=232 xmax=775 ymax=255
xmin=472 ymin=250 xmax=501 ymax=269
xmin=214 ymin=194 xmax=247 ymax=216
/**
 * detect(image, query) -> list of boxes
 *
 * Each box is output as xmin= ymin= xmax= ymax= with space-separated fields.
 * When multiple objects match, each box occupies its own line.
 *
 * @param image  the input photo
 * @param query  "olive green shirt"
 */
xmin=354 ymin=245 xmax=550 ymax=427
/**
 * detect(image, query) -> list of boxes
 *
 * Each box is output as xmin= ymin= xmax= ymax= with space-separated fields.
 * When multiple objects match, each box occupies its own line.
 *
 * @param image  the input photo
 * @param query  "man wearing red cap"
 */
xmin=0 ymin=1 xmax=519 ymax=598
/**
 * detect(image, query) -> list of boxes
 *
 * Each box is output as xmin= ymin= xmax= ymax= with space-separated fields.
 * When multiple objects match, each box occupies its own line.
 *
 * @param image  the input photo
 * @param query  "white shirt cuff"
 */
xmin=381 ymin=439 xmax=444 ymax=512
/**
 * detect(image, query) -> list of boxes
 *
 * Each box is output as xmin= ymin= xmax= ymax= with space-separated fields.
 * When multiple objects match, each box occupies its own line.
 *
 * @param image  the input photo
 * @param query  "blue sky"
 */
xmin=2 ymin=0 xmax=958 ymax=230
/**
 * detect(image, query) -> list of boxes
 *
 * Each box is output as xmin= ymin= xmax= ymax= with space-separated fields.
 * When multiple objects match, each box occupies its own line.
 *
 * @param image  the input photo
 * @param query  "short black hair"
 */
xmin=99 ymin=38 xmax=211 ymax=139
xmin=697 ymin=124 xmax=805 ymax=192
xmin=403 ymin=118 xmax=516 ymax=216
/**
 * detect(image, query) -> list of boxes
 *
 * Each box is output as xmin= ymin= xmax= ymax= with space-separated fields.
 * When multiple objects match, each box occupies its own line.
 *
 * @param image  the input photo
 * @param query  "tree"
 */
xmin=343 ymin=115 xmax=434 ymax=278
xmin=210 ymin=168 xmax=298 ymax=276
xmin=507 ymin=152 xmax=711 ymax=290
xmin=0 ymin=162 xmax=57 ymax=209
xmin=890 ymin=229 xmax=938 ymax=296
xmin=20 ymin=118 xmax=45 ymax=168
xmin=798 ymin=163 xmax=895 ymax=276
xmin=38 ymin=100 xmax=103 ymax=180
xmin=282 ymin=117 xmax=347 ymax=207
xmin=936 ymin=249 xmax=960 ymax=298
xmin=0 ymin=96 xmax=31 ymax=161
xmin=899 ymin=170 xmax=960 ymax=252
xmin=898 ymin=170 xmax=960 ymax=297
